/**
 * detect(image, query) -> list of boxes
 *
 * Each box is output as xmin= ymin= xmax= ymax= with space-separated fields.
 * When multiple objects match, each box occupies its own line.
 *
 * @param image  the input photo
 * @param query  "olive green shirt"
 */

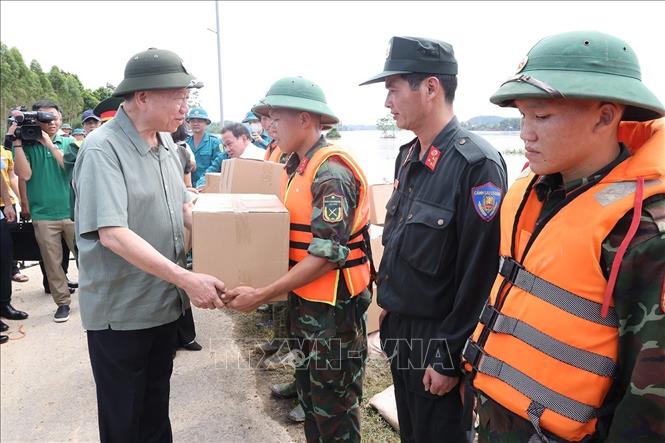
xmin=73 ymin=106 xmax=191 ymax=331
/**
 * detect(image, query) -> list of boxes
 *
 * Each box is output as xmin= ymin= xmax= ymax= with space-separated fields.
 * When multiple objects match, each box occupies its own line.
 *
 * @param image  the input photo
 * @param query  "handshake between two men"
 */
xmin=182 ymin=254 xmax=338 ymax=312
xmin=181 ymin=273 xmax=267 ymax=313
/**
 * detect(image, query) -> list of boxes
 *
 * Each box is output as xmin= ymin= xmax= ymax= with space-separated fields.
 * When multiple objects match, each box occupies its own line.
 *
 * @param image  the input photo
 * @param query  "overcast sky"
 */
xmin=2 ymin=1 xmax=664 ymax=124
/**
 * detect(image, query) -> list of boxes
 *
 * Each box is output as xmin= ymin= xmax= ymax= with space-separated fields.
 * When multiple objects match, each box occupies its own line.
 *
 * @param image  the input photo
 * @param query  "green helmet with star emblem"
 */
xmin=490 ymin=31 xmax=664 ymax=121
xmin=113 ymin=48 xmax=202 ymax=97
xmin=252 ymin=77 xmax=339 ymax=125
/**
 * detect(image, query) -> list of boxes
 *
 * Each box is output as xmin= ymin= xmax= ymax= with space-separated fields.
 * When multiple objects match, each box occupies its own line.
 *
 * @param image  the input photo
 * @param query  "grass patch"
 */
xmin=227 ymin=308 xmax=399 ymax=442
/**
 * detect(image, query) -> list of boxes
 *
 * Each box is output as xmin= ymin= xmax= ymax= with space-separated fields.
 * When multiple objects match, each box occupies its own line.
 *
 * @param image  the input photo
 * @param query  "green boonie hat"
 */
xmin=360 ymin=36 xmax=458 ymax=86
xmin=491 ymin=31 xmax=664 ymax=122
xmin=72 ymin=128 xmax=85 ymax=135
xmin=113 ymin=48 xmax=203 ymax=97
xmin=252 ymin=77 xmax=339 ymax=125
xmin=61 ymin=123 xmax=72 ymax=130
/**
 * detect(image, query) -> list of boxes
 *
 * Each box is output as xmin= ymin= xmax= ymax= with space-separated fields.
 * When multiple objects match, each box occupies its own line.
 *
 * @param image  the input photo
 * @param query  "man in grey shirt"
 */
xmin=73 ymin=48 xmax=226 ymax=443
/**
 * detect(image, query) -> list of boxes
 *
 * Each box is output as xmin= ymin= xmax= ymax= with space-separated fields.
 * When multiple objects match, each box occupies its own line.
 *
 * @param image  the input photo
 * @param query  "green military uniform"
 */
xmin=254 ymin=78 xmax=369 ymax=443
xmin=470 ymin=31 xmax=665 ymax=442
xmin=285 ymin=138 xmax=370 ymax=442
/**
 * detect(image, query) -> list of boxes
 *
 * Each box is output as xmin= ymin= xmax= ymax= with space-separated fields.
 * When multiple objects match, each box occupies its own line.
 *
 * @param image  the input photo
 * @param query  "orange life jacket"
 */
xmin=464 ymin=118 xmax=665 ymax=442
xmin=280 ymin=145 xmax=371 ymax=305
xmin=264 ymin=142 xmax=285 ymax=163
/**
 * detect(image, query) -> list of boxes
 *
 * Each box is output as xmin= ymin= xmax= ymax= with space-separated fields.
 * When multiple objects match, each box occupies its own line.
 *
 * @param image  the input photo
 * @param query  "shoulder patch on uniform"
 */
xmin=322 ymin=193 xmax=344 ymax=223
xmin=471 ymin=182 xmax=503 ymax=222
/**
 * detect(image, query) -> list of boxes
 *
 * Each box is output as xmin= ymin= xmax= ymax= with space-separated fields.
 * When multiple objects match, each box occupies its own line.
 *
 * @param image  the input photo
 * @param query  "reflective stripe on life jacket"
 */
xmin=463 ymin=118 xmax=665 ymax=442
xmin=280 ymin=145 xmax=371 ymax=305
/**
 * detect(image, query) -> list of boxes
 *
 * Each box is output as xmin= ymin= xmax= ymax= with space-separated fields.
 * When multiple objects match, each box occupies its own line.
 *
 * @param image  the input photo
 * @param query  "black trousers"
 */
xmin=87 ymin=321 xmax=178 ymax=443
xmin=175 ymin=307 xmax=197 ymax=346
xmin=381 ymin=312 xmax=467 ymax=443
xmin=0 ymin=218 xmax=12 ymax=305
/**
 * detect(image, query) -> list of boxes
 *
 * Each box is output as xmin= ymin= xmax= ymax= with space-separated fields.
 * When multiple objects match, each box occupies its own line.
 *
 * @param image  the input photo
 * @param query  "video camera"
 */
xmin=7 ymin=109 xmax=56 ymax=142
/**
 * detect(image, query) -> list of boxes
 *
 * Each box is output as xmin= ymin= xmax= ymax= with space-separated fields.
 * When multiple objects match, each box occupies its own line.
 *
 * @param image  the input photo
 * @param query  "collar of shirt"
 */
xmin=403 ymin=116 xmax=460 ymax=173
xmin=285 ymin=135 xmax=329 ymax=175
xmin=535 ymin=143 xmax=630 ymax=202
xmin=261 ymin=130 xmax=273 ymax=145
xmin=115 ymin=106 xmax=157 ymax=156
xmin=187 ymin=131 xmax=216 ymax=151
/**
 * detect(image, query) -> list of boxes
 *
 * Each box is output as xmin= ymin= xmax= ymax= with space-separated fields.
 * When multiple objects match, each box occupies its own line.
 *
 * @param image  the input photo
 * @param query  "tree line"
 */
xmin=0 ymin=42 xmax=115 ymax=133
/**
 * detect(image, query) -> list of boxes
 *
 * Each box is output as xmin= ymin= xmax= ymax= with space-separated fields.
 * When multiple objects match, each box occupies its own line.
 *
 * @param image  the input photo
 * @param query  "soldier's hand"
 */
xmin=422 ymin=365 xmax=459 ymax=396
xmin=182 ymin=272 xmax=226 ymax=309
xmin=226 ymin=286 xmax=265 ymax=313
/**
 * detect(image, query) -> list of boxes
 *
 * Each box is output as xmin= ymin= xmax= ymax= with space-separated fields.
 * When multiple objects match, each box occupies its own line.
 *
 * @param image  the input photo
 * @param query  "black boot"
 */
xmin=0 ymin=304 xmax=29 ymax=320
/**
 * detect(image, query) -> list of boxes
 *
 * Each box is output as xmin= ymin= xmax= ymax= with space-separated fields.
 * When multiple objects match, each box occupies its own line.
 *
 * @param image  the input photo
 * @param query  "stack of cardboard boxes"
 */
xmin=191 ymin=159 xmax=396 ymax=320
xmin=366 ymin=183 xmax=393 ymax=333
xmin=192 ymin=159 xmax=288 ymax=301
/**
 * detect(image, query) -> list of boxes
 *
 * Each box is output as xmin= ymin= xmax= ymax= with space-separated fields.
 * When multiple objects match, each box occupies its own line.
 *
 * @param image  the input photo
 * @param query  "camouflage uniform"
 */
xmin=271 ymin=144 xmax=292 ymax=343
xmin=476 ymin=154 xmax=665 ymax=442
xmin=285 ymin=136 xmax=369 ymax=443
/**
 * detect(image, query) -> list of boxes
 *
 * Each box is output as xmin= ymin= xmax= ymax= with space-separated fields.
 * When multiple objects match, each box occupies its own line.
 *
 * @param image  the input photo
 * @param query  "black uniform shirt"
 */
xmin=377 ymin=116 xmax=507 ymax=374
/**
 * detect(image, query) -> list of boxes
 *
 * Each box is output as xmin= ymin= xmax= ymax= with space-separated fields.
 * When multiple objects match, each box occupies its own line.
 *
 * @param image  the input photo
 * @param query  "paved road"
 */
xmin=0 ymin=263 xmax=293 ymax=442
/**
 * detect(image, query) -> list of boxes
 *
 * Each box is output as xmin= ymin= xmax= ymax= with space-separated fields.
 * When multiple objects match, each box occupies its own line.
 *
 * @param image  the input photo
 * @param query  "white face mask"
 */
xmin=249 ymin=122 xmax=262 ymax=134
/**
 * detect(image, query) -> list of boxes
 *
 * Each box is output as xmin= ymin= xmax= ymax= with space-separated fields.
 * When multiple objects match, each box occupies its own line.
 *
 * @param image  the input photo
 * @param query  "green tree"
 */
xmin=1 ymin=42 xmax=117 ymax=132
xmin=376 ymin=113 xmax=397 ymax=138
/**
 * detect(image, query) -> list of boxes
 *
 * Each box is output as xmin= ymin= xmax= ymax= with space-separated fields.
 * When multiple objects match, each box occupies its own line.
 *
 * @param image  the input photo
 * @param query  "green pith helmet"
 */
xmin=113 ymin=48 xmax=203 ymax=97
xmin=252 ymin=77 xmax=339 ymax=125
xmin=491 ymin=31 xmax=664 ymax=121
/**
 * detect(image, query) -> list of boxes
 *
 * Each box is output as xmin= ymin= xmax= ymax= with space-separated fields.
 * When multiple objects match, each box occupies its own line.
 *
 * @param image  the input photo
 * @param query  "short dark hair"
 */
xmin=32 ymin=99 xmax=61 ymax=113
xmin=401 ymin=73 xmax=457 ymax=104
xmin=171 ymin=123 xmax=188 ymax=143
xmin=221 ymin=122 xmax=250 ymax=139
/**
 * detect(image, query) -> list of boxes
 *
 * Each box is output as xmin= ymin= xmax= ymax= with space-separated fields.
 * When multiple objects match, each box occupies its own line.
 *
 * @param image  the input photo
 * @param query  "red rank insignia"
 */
xmin=424 ymin=146 xmax=440 ymax=171
xmin=296 ymin=157 xmax=310 ymax=175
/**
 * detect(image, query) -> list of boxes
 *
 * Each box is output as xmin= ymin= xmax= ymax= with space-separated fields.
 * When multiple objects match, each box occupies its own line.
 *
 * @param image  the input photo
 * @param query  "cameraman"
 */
xmin=12 ymin=100 xmax=77 ymax=323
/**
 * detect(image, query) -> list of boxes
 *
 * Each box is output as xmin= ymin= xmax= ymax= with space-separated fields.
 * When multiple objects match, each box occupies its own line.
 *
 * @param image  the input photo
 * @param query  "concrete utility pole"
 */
xmin=214 ymin=0 xmax=224 ymax=124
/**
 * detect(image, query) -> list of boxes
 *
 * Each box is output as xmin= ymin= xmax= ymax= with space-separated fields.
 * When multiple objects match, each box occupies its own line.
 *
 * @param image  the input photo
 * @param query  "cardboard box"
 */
xmin=192 ymin=193 xmax=289 ymax=302
xmin=184 ymin=191 xmax=200 ymax=253
xmin=219 ymin=158 xmax=284 ymax=197
xmin=369 ymin=183 xmax=393 ymax=226
xmin=367 ymin=235 xmax=385 ymax=333
xmin=202 ymin=173 xmax=222 ymax=193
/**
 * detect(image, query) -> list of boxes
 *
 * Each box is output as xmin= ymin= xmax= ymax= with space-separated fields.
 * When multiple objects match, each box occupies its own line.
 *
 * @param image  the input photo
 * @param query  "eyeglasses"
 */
xmin=172 ymin=95 xmax=190 ymax=106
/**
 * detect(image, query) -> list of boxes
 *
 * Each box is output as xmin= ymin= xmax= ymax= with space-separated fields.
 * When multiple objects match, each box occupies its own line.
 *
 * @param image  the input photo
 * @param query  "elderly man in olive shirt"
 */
xmin=73 ymin=48 xmax=226 ymax=443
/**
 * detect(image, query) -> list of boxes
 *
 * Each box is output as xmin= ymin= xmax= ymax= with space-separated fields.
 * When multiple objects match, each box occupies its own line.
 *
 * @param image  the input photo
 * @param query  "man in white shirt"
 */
xmin=221 ymin=122 xmax=265 ymax=160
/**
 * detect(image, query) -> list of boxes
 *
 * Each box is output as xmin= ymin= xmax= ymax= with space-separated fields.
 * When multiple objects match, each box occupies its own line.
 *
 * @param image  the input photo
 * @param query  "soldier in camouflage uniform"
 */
xmin=227 ymin=77 xmax=371 ymax=443
xmin=461 ymin=31 xmax=665 ymax=442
